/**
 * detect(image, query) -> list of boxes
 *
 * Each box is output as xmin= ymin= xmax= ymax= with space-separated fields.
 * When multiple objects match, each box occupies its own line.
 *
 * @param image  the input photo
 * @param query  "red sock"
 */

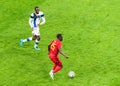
xmin=53 ymin=66 xmax=62 ymax=74
xmin=53 ymin=64 xmax=57 ymax=70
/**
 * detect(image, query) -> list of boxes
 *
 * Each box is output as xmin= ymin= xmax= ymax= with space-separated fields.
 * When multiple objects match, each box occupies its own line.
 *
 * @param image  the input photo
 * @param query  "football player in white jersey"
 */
xmin=20 ymin=6 xmax=45 ymax=50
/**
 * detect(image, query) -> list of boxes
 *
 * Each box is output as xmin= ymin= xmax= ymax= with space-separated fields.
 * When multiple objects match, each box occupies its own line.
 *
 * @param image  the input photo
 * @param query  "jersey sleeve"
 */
xmin=57 ymin=41 xmax=62 ymax=49
xmin=29 ymin=13 xmax=34 ymax=28
xmin=40 ymin=12 xmax=46 ymax=25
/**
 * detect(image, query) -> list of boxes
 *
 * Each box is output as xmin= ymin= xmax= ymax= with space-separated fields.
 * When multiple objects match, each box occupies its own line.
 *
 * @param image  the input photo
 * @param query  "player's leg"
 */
xmin=32 ymin=35 xmax=36 ymax=40
xmin=33 ymin=27 xmax=41 ymax=50
xmin=49 ymin=63 xmax=57 ymax=78
xmin=34 ymin=35 xmax=40 ymax=50
xmin=53 ymin=64 xmax=57 ymax=70
xmin=49 ymin=56 xmax=57 ymax=80
xmin=20 ymin=29 xmax=35 ymax=47
xmin=53 ymin=64 xmax=63 ymax=74
xmin=20 ymin=37 xmax=32 ymax=47
xmin=49 ymin=57 xmax=62 ymax=80
xmin=53 ymin=57 xmax=63 ymax=74
xmin=49 ymin=57 xmax=58 ymax=70
xmin=22 ymin=37 xmax=32 ymax=42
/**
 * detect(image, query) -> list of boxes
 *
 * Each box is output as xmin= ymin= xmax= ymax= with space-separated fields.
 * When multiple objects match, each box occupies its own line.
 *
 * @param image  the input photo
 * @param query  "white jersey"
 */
xmin=29 ymin=11 xmax=45 ymax=28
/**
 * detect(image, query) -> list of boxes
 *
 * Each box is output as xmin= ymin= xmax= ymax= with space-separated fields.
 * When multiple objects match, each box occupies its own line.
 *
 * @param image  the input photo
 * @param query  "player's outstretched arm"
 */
xmin=58 ymin=48 xmax=69 ymax=58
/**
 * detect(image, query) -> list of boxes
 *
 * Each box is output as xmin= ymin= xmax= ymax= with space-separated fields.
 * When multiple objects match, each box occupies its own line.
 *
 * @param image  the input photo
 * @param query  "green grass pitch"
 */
xmin=0 ymin=0 xmax=120 ymax=86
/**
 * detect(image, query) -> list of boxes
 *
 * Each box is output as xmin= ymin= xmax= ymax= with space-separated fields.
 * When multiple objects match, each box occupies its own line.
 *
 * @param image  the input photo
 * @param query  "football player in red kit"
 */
xmin=48 ymin=34 xmax=69 ymax=80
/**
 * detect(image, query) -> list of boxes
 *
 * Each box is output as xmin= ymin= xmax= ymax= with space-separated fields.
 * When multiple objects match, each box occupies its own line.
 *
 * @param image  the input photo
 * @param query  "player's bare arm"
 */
xmin=58 ymin=48 xmax=69 ymax=58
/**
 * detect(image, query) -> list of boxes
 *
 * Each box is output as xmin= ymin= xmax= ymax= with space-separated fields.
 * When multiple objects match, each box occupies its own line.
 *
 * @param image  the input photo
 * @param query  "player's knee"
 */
xmin=59 ymin=64 xmax=63 ymax=68
xmin=32 ymin=36 xmax=36 ymax=40
xmin=37 ymin=36 xmax=40 ymax=41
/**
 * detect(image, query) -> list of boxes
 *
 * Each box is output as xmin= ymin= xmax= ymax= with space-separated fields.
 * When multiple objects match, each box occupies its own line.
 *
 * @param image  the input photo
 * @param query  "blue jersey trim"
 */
xmin=41 ymin=14 xmax=44 ymax=17
xmin=30 ymin=13 xmax=44 ymax=28
xmin=33 ymin=13 xmax=37 ymax=27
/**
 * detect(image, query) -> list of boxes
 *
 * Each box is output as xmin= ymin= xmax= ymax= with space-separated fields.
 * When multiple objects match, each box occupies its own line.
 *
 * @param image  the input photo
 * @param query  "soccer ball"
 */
xmin=68 ymin=71 xmax=75 ymax=78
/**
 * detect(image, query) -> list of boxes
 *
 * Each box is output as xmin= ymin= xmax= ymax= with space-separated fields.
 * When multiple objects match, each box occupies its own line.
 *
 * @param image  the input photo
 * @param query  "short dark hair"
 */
xmin=34 ymin=6 xmax=39 ymax=10
xmin=56 ymin=34 xmax=62 ymax=39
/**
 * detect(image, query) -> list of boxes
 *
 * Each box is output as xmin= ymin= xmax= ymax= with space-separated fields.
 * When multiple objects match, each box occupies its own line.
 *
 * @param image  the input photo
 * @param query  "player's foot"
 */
xmin=20 ymin=39 xmax=23 ymax=47
xmin=49 ymin=70 xmax=54 ymax=80
xmin=34 ymin=47 xmax=40 ymax=50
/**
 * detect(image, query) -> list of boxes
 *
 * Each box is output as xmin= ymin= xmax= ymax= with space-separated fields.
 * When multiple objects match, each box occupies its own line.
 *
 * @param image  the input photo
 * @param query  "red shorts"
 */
xmin=49 ymin=56 xmax=62 ymax=66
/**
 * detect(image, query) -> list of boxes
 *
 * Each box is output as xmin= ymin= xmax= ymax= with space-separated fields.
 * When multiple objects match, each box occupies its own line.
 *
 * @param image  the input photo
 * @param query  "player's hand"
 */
xmin=37 ymin=23 xmax=40 ymax=27
xmin=65 ymin=55 xmax=69 ymax=59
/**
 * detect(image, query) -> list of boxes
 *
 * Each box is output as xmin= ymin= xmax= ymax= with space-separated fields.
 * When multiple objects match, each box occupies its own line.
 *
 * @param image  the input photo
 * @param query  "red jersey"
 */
xmin=49 ymin=40 xmax=62 ymax=57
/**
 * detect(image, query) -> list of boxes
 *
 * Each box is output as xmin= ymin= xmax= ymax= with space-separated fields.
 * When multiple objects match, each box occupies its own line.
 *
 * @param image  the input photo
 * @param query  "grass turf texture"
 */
xmin=0 ymin=0 xmax=120 ymax=86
